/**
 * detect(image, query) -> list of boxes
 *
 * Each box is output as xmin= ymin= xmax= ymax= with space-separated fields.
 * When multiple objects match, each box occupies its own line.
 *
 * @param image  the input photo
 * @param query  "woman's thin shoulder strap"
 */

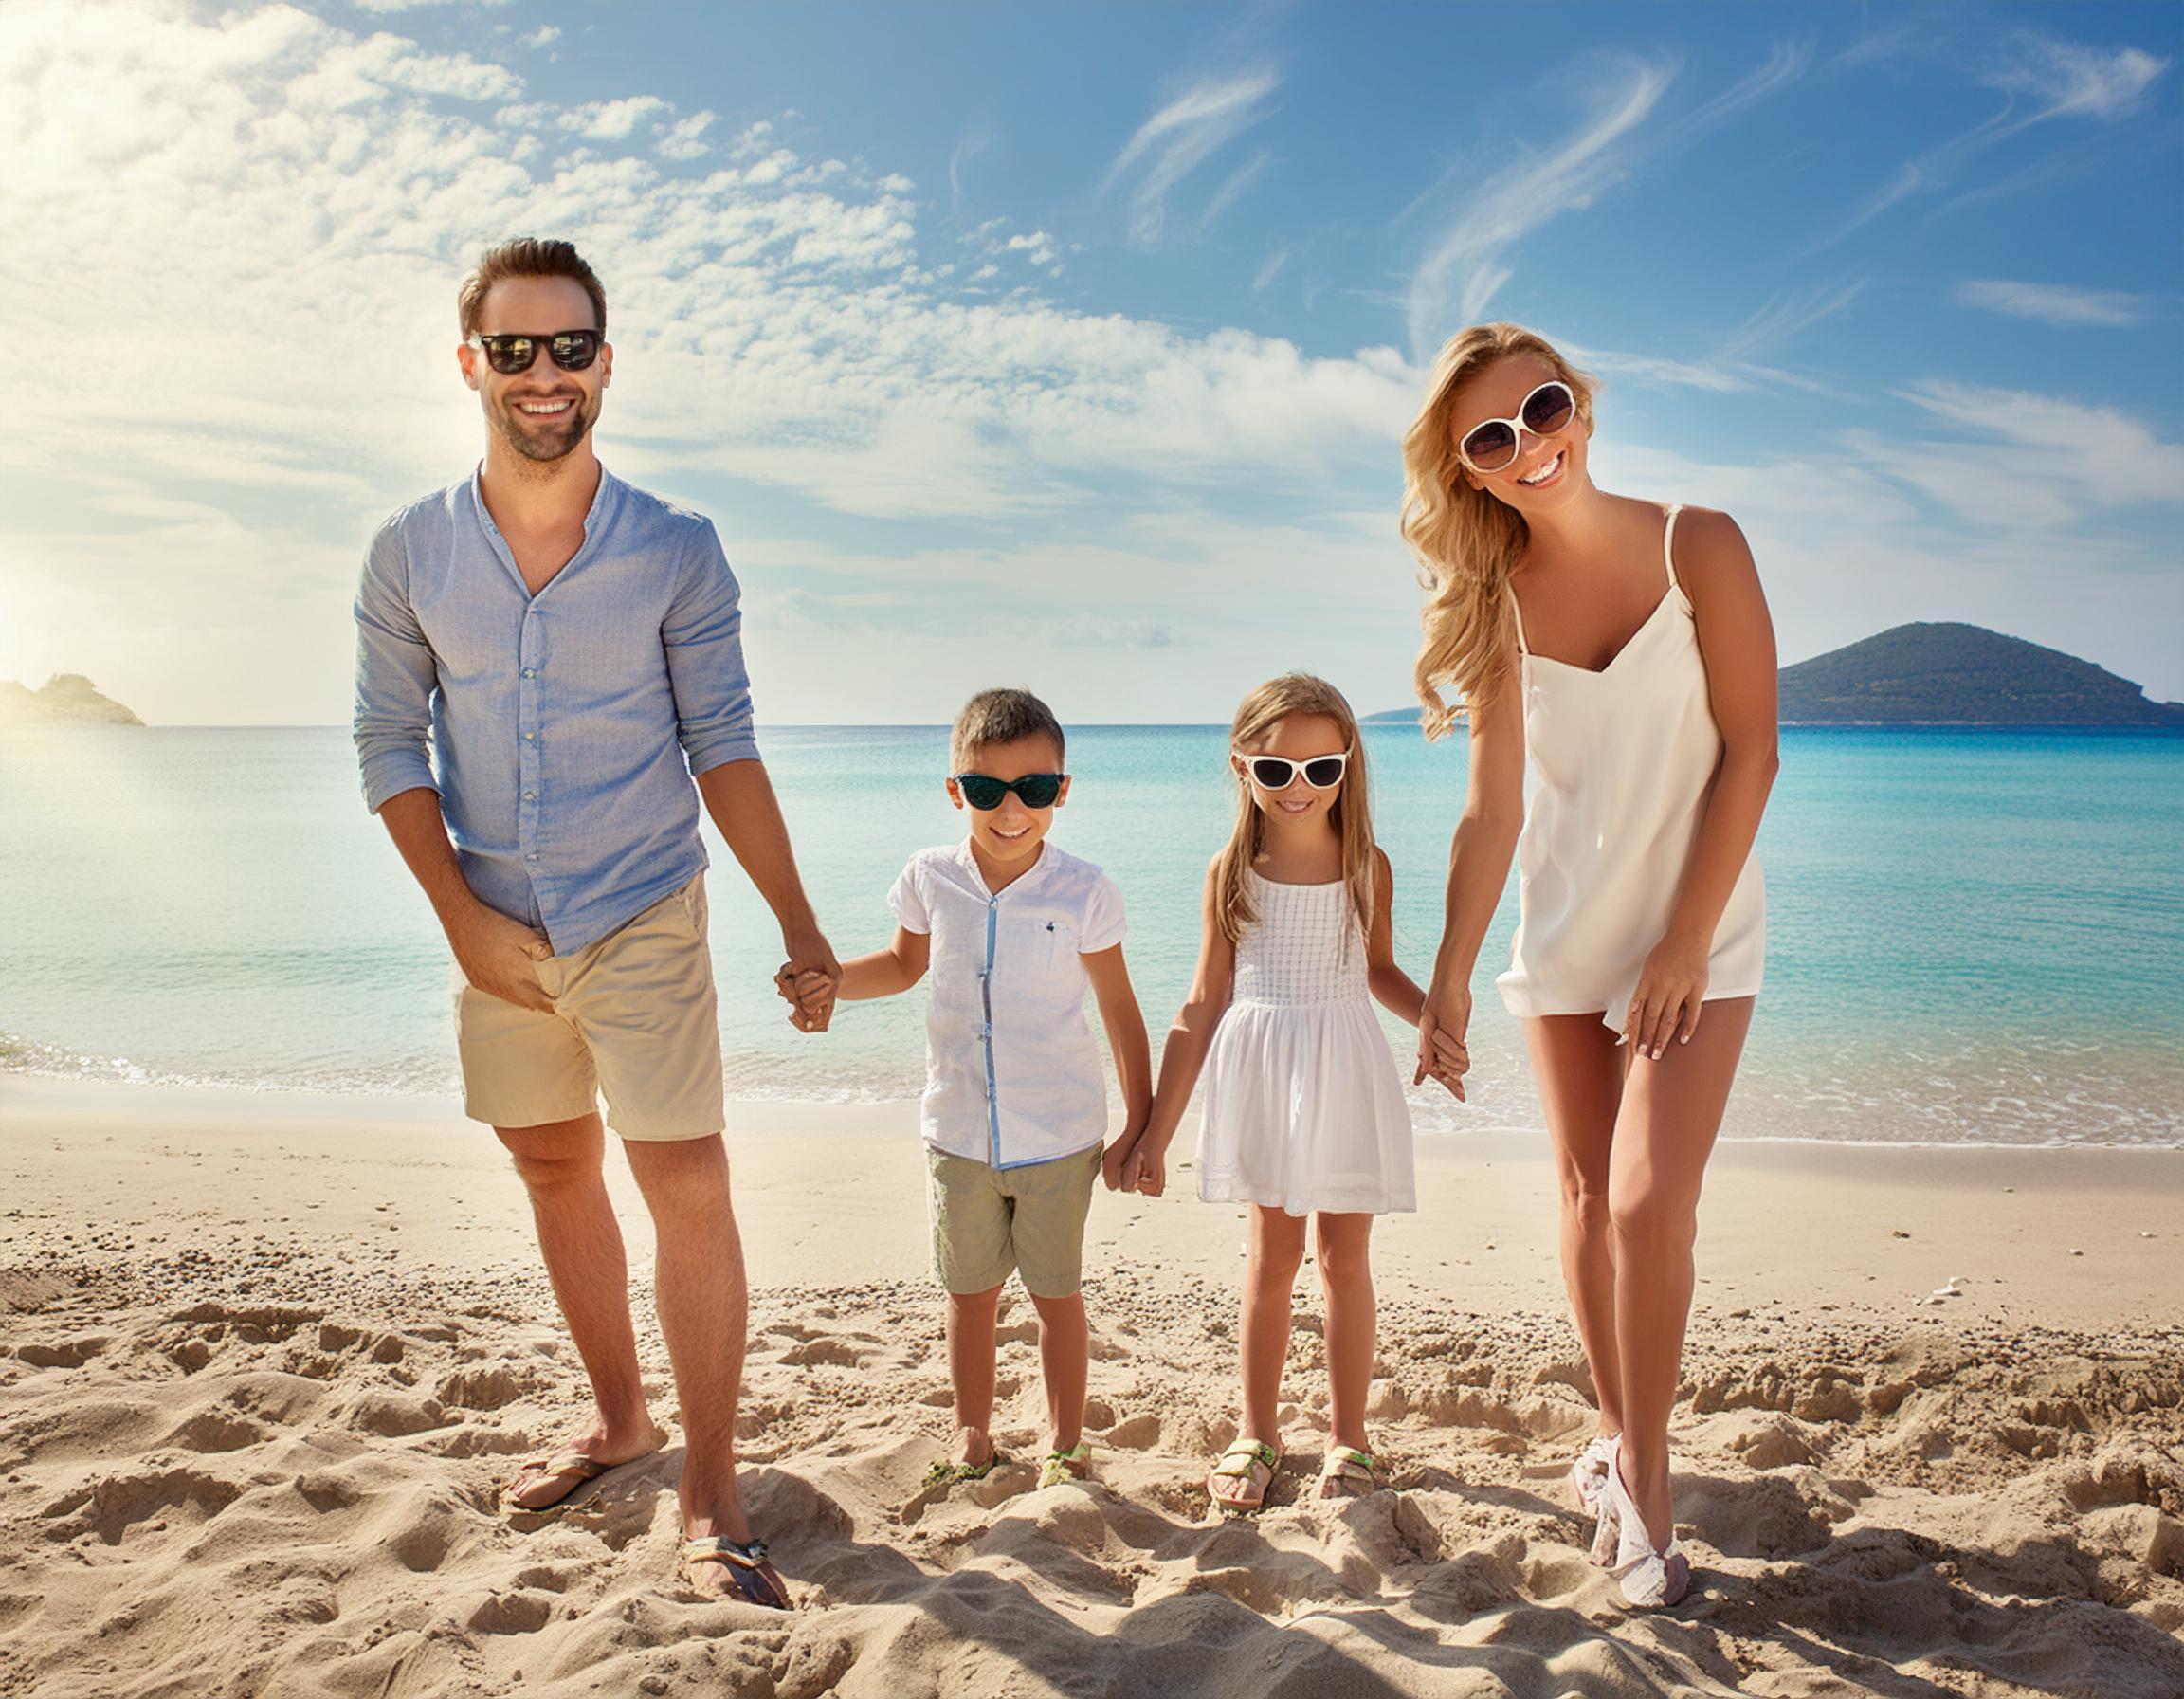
xmin=1507 ymin=583 xmax=1531 ymax=656
xmin=1663 ymin=503 xmax=1685 ymax=592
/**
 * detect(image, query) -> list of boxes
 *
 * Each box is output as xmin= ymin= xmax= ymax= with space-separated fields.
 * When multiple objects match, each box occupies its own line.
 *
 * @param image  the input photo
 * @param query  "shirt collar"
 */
xmin=956 ymin=835 xmax=1051 ymax=899
xmin=464 ymin=460 xmax=622 ymax=556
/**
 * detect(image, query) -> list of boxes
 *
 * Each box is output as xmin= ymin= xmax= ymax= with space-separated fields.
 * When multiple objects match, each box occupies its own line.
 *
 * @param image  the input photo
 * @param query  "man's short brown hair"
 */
xmin=458 ymin=238 xmax=608 ymax=338
xmin=950 ymin=688 xmax=1065 ymax=771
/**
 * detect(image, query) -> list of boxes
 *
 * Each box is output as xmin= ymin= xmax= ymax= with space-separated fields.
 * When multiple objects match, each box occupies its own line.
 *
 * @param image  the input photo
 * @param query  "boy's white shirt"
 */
xmin=887 ymin=839 xmax=1127 ymax=1170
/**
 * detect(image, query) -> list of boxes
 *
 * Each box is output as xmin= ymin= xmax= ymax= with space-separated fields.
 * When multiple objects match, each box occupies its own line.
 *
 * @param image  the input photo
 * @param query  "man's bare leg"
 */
xmin=624 ymin=1133 xmax=782 ymax=1604
xmin=497 ymin=1113 xmax=664 ymax=1507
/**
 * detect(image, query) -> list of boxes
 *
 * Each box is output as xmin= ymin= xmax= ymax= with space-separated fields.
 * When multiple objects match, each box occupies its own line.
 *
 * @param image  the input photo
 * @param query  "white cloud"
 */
xmin=522 ymin=26 xmax=560 ymax=49
xmin=1955 ymin=279 xmax=2157 ymax=328
xmin=561 ymin=95 xmax=670 ymax=140
xmin=1880 ymin=380 xmax=2184 ymax=520
xmin=1252 ymin=247 xmax=1288 ymax=293
xmin=1824 ymin=34 xmax=2171 ymax=245
xmin=1715 ymin=276 xmax=1868 ymax=361
xmin=1404 ymin=44 xmax=1809 ymax=351
xmin=0 ymin=0 xmax=1435 ymax=724
xmin=1407 ymin=55 xmax=1672 ymax=345
xmin=1101 ymin=68 xmax=1280 ymax=245
xmin=656 ymin=109 xmax=716 ymax=162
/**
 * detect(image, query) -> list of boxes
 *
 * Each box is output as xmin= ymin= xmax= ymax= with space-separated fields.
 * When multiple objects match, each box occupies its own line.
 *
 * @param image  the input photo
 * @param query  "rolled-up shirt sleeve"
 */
xmin=665 ymin=518 xmax=761 ymax=776
xmin=352 ymin=521 xmax=440 ymax=813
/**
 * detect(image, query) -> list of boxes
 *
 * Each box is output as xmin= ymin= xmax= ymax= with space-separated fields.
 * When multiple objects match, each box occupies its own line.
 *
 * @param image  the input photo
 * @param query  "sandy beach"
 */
xmin=3 ymin=1074 xmax=2181 ymax=1697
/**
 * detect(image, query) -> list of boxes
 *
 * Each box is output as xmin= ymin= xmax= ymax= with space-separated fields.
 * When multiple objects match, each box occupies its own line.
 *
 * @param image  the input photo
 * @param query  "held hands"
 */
xmin=1120 ymin=1138 xmax=1167 ymax=1197
xmin=1101 ymin=1128 xmax=1138 ymax=1193
xmin=1623 ymin=931 xmax=1709 ymax=1059
xmin=448 ymin=903 xmax=555 ymax=1011
xmin=1414 ymin=981 xmax=1472 ymax=1100
xmin=774 ymin=926 xmax=842 ymax=1032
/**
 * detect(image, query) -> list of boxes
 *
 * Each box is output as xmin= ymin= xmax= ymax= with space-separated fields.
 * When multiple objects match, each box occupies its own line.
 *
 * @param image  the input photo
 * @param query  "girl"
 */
xmin=1119 ymin=674 xmax=1447 ymax=1511
xmin=1403 ymin=324 xmax=1776 ymax=1608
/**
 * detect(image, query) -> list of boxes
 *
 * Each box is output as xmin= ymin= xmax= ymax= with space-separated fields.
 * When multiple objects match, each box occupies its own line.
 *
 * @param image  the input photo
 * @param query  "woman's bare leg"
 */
xmin=1523 ymin=1015 xmax=1629 ymax=1436
xmin=1609 ymin=996 xmax=1755 ymax=1549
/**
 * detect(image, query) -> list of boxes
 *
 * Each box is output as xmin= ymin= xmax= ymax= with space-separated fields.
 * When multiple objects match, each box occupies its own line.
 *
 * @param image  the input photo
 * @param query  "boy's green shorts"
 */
xmin=926 ymin=1142 xmax=1102 ymax=1299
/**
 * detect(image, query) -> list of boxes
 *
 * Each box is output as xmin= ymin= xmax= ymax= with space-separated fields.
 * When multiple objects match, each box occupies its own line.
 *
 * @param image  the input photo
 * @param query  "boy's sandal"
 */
xmin=1318 ymin=1446 xmax=1384 ymax=1499
xmin=1037 ymin=1441 xmax=1092 ymax=1489
xmin=923 ymin=1448 xmax=1006 ymax=1487
xmin=1208 ymin=1438 xmax=1282 ymax=1513
xmin=677 ymin=1534 xmax=792 ymax=1610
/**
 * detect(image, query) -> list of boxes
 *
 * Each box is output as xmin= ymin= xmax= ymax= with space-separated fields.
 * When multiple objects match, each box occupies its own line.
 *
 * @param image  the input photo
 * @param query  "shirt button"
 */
xmin=524 ymin=731 xmax=536 ymax=740
xmin=523 ymin=791 xmax=536 ymax=801
xmin=522 ymin=667 xmax=537 ymax=678
xmin=526 ymin=852 xmax=539 ymax=862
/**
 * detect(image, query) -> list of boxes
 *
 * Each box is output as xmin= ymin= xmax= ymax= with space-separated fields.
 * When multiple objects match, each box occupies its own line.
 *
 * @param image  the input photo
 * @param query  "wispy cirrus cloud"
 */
xmin=1854 ymin=379 xmax=2184 ymax=530
xmin=1101 ymin=68 xmax=1281 ymax=245
xmin=1404 ymin=43 xmax=1809 ymax=354
xmin=1822 ymin=33 xmax=2170 ymax=246
xmin=1405 ymin=55 xmax=1674 ymax=350
xmin=1956 ymin=279 xmax=2157 ymax=329
xmin=1715 ymin=276 xmax=1868 ymax=361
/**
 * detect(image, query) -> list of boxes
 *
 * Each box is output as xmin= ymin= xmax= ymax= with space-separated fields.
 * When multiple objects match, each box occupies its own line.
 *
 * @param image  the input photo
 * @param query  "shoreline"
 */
xmin=5 ymin=1068 xmax=2181 ymax=1155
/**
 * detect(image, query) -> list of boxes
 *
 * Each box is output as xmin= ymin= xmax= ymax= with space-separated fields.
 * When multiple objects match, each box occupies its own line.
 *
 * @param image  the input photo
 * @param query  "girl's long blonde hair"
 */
xmin=1401 ymin=322 xmax=1598 ymax=738
xmin=1215 ymin=674 xmax=1375 ymax=947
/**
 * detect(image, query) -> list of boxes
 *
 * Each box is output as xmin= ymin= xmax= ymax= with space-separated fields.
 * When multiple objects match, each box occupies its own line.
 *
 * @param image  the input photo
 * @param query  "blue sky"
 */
xmin=2 ymin=0 xmax=2178 ymax=724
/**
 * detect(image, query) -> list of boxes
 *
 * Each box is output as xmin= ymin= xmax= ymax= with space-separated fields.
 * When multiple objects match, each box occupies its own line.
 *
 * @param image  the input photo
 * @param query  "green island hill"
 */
xmin=0 ymin=675 xmax=144 ymax=727
xmin=1371 ymin=623 xmax=2184 ymax=729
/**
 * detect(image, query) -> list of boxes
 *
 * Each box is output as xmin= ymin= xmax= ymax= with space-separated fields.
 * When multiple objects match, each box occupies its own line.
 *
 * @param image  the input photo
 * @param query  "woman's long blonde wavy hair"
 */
xmin=1402 ymin=323 xmax=1598 ymax=739
xmin=1215 ymin=674 xmax=1375 ymax=948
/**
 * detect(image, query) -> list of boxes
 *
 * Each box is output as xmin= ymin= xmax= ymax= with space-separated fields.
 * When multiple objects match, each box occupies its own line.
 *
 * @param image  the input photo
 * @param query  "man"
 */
xmin=353 ymin=237 xmax=837 ymax=1608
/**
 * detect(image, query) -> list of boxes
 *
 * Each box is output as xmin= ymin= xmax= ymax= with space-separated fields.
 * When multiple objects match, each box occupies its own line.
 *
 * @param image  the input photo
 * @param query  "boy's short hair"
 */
xmin=950 ymin=688 xmax=1065 ymax=771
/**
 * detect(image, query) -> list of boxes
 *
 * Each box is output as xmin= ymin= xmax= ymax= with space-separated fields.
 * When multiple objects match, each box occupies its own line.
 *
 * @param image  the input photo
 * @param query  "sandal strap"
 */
xmin=514 ymin=1452 xmax=612 ymax=1482
xmin=1211 ymin=1439 xmax=1279 ymax=1477
xmin=682 ymin=1534 xmax=768 ymax=1569
xmin=1045 ymin=1441 xmax=1091 ymax=1464
xmin=1324 ymin=1447 xmax=1377 ymax=1473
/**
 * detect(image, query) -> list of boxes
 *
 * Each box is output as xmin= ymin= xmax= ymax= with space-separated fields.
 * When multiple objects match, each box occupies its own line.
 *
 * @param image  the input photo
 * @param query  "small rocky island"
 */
xmin=1779 ymin=623 xmax=2184 ymax=727
xmin=0 ymin=674 xmax=144 ymax=726
xmin=1373 ymin=622 xmax=2183 ymax=728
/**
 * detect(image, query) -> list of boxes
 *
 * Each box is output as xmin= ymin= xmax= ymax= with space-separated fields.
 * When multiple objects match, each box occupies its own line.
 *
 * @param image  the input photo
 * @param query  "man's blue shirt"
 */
xmin=353 ymin=465 xmax=758 ymax=955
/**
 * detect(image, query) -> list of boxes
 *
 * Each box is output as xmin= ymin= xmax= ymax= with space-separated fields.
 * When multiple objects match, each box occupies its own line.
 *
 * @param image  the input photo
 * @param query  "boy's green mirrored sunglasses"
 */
xmin=954 ymin=772 xmax=1065 ymax=811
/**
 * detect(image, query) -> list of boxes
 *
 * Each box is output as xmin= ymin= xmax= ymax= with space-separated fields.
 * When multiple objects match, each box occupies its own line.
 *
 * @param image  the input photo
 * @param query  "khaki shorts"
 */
xmin=927 ymin=1142 xmax=1102 ymax=1299
xmin=453 ymin=877 xmax=725 ymax=1142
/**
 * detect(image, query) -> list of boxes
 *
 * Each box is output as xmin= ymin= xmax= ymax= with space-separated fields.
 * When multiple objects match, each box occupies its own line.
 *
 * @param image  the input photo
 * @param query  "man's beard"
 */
xmin=493 ymin=392 xmax=598 ymax=463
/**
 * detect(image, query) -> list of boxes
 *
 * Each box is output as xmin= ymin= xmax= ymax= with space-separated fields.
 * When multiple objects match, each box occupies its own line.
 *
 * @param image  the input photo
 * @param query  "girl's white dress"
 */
xmin=1195 ymin=870 xmax=1415 ymax=1216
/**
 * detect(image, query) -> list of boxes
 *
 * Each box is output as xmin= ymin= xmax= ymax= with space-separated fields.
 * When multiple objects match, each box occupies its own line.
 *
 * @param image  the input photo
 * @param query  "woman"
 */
xmin=1404 ymin=324 xmax=1775 ymax=1608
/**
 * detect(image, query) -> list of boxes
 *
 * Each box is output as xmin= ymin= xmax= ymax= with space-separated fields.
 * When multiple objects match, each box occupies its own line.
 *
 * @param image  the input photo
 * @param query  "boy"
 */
xmin=782 ymin=689 xmax=1151 ymax=1487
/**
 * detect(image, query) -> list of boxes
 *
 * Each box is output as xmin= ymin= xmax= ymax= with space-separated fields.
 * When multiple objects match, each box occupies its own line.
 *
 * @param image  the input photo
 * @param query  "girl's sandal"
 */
xmin=677 ymin=1534 xmax=792 ymax=1610
xmin=923 ymin=1448 xmax=1006 ymax=1487
xmin=1037 ymin=1440 xmax=1092 ymax=1489
xmin=1318 ymin=1446 xmax=1384 ymax=1500
xmin=1208 ymin=1438 xmax=1282 ymax=1514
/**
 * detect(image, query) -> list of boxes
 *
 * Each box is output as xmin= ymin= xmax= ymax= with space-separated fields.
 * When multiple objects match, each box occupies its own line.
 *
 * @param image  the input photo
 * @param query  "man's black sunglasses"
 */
xmin=467 ymin=330 xmax=602 ymax=375
xmin=954 ymin=772 xmax=1065 ymax=811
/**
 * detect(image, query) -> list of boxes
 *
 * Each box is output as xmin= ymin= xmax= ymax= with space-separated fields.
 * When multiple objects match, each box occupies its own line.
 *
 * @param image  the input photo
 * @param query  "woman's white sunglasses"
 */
xmin=1455 ymin=379 xmax=1576 ymax=474
xmin=1238 ymin=748 xmax=1352 ymax=791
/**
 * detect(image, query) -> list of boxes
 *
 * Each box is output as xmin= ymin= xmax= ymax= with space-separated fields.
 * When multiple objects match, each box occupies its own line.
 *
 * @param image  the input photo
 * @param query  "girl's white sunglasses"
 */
xmin=1238 ymin=748 xmax=1352 ymax=791
xmin=1456 ymin=379 xmax=1576 ymax=474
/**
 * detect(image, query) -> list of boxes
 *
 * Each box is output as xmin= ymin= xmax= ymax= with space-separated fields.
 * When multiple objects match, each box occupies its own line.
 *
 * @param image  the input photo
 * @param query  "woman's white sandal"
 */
xmin=1318 ymin=1446 xmax=1384 ymax=1500
xmin=1568 ymin=1432 xmax=1616 ymax=1513
xmin=1602 ymin=1438 xmax=1689 ymax=1609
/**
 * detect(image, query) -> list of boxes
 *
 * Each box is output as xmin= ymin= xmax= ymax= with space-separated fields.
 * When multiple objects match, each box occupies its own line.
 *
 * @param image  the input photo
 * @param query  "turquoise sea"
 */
xmin=2 ymin=723 xmax=2179 ymax=1146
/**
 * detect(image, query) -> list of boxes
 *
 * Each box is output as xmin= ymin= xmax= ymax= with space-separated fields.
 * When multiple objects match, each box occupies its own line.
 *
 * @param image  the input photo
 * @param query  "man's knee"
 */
xmin=624 ymin=1132 xmax=731 ymax=1214
xmin=497 ymin=1115 xmax=606 ymax=1195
